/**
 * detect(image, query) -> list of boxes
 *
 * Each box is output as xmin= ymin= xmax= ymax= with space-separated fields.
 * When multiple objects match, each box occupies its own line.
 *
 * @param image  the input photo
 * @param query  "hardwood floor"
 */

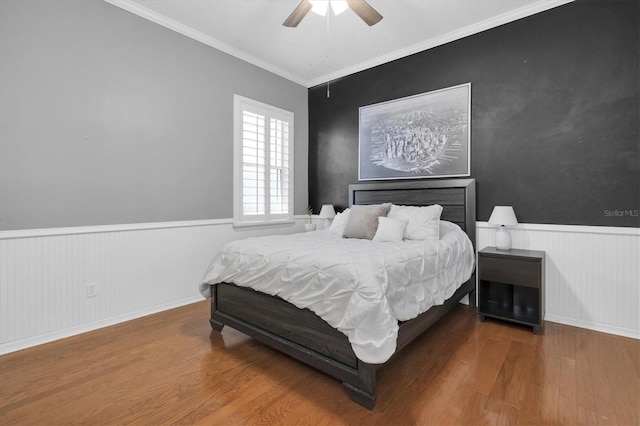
xmin=1 ymin=301 xmax=638 ymax=425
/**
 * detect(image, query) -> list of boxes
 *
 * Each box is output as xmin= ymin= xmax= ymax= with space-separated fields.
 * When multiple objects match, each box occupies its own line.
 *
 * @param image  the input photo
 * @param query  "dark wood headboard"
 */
xmin=348 ymin=178 xmax=476 ymax=249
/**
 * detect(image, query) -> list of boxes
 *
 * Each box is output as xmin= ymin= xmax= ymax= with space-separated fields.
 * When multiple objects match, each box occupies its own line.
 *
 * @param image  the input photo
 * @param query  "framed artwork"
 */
xmin=358 ymin=83 xmax=471 ymax=181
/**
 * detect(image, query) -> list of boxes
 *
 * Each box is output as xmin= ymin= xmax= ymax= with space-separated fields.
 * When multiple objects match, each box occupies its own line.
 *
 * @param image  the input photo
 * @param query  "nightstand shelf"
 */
xmin=478 ymin=247 xmax=545 ymax=334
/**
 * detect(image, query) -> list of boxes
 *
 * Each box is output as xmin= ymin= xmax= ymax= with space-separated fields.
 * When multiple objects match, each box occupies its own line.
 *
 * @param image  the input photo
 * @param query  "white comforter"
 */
xmin=200 ymin=222 xmax=474 ymax=364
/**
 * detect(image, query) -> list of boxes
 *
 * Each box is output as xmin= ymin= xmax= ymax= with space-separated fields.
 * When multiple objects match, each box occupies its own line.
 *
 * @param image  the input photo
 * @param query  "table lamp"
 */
xmin=488 ymin=206 xmax=518 ymax=250
xmin=319 ymin=204 xmax=336 ymax=229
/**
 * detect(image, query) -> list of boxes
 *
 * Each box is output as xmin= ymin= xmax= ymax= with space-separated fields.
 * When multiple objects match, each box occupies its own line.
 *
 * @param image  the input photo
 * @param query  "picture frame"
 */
xmin=358 ymin=83 xmax=471 ymax=181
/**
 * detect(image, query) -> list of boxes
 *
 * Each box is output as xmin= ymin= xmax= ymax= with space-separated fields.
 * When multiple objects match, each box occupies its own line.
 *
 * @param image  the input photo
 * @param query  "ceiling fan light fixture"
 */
xmin=283 ymin=0 xmax=382 ymax=27
xmin=309 ymin=0 xmax=348 ymax=17
xmin=309 ymin=1 xmax=329 ymax=16
xmin=330 ymin=1 xmax=349 ymax=15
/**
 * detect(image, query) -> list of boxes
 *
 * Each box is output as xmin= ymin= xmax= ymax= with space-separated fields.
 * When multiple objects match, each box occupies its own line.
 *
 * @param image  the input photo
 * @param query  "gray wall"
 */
xmin=309 ymin=0 xmax=639 ymax=227
xmin=0 ymin=0 xmax=308 ymax=231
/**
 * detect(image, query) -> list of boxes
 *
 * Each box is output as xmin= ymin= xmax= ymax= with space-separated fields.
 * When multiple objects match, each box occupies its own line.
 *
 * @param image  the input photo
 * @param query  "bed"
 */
xmin=201 ymin=178 xmax=476 ymax=409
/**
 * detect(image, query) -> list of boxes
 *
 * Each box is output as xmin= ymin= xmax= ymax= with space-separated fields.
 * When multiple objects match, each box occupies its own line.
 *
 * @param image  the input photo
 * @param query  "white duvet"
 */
xmin=200 ymin=221 xmax=474 ymax=364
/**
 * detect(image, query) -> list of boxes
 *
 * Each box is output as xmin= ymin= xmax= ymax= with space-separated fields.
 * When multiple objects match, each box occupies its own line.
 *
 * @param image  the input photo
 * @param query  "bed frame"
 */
xmin=208 ymin=178 xmax=476 ymax=409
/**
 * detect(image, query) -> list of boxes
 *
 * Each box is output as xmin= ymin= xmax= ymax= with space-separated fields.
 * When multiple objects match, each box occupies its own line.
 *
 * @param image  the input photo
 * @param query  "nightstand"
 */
xmin=477 ymin=247 xmax=545 ymax=334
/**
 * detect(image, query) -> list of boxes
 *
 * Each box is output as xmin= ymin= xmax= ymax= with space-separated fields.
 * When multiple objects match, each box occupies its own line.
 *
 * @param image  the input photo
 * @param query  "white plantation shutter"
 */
xmin=241 ymin=110 xmax=266 ymax=218
xmin=234 ymin=96 xmax=293 ymax=225
xmin=269 ymin=115 xmax=290 ymax=217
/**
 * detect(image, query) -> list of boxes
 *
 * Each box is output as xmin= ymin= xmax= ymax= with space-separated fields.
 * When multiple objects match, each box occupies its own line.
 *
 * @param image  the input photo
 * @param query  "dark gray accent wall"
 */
xmin=309 ymin=0 xmax=639 ymax=227
xmin=0 ymin=0 xmax=308 ymax=230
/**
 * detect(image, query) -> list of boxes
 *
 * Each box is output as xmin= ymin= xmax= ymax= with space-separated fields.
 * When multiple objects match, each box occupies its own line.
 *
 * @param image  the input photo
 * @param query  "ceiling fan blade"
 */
xmin=283 ymin=0 xmax=313 ymax=27
xmin=346 ymin=0 xmax=383 ymax=26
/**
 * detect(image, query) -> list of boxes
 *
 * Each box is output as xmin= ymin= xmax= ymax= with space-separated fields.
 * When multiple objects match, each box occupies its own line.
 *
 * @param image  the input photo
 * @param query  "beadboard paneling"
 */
xmin=477 ymin=223 xmax=640 ymax=338
xmin=2 ymin=220 xmax=637 ymax=355
xmin=0 ymin=219 xmax=307 ymax=354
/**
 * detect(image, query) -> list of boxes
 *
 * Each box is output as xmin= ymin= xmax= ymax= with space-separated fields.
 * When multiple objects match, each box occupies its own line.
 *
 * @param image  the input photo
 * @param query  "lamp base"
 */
xmin=495 ymin=226 xmax=512 ymax=250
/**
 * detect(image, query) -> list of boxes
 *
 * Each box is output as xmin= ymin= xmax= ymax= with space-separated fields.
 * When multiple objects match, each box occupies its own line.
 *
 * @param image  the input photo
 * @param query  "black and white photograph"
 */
xmin=359 ymin=83 xmax=471 ymax=180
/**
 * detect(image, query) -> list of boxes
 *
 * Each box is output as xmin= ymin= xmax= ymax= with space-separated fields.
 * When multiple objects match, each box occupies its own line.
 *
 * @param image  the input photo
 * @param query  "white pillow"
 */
xmin=328 ymin=208 xmax=350 ymax=237
xmin=372 ymin=217 xmax=407 ymax=242
xmin=388 ymin=204 xmax=443 ymax=241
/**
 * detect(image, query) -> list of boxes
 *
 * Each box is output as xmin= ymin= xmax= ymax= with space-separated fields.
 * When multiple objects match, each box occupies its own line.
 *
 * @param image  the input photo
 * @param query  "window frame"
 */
xmin=233 ymin=95 xmax=294 ymax=227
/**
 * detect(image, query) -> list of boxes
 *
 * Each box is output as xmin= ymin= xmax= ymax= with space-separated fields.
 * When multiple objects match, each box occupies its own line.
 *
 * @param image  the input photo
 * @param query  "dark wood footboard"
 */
xmin=210 ymin=275 xmax=475 ymax=409
xmin=210 ymin=282 xmax=377 ymax=408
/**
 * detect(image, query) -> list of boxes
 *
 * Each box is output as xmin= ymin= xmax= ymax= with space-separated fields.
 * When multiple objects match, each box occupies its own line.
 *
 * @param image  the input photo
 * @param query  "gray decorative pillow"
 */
xmin=343 ymin=203 xmax=392 ymax=240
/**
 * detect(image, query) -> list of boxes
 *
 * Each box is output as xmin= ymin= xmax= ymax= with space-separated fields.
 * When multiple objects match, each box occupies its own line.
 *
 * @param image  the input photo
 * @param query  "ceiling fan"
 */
xmin=283 ymin=0 xmax=383 ymax=27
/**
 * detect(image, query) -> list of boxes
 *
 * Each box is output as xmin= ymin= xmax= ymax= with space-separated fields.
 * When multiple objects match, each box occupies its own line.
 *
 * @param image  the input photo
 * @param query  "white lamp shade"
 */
xmin=488 ymin=206 xmax=518 ymax=226
xmin=319 ymin=204 xmax=336 ymax=219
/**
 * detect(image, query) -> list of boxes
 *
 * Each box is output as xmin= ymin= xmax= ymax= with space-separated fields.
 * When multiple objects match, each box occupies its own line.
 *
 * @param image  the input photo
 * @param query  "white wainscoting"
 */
xmin=477 ymin=222 xmax=640 ymax=339
xmin=2 ymin=220 xmax=637 ymax=355
xmin=0 ymin=218 xmax=309 ymax=355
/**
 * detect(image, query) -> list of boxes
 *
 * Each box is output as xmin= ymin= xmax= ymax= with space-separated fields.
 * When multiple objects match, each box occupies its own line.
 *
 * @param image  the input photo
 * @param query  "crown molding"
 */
xmin=307 ymin=0 xmax=575 ymax=87
xmin=105 ymin=0 xmax=574 ymax=88
xmin=103 ymin=0 xmax=308 ymax=86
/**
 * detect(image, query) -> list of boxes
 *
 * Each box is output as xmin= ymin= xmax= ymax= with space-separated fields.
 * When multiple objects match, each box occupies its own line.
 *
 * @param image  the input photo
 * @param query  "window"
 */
xmin=234 ymin=95 xmax=294 ymax=226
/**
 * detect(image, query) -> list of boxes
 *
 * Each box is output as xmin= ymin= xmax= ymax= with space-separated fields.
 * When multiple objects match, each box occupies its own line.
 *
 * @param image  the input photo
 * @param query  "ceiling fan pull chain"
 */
xmin=326 ymin=9 xmax=331 ymax=98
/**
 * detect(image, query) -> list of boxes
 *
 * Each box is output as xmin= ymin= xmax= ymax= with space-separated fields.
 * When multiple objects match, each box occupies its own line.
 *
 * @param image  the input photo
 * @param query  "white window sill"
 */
xmin=232 ymin=220 xmax=296 ymax=230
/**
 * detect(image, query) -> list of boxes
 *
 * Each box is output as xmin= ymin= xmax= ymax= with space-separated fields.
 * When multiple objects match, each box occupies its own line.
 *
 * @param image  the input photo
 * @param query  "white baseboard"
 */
xmin=544 ymin=314 xmax=639 ymax=340
xmin=0 ymin=296 xmax=202 ymax=355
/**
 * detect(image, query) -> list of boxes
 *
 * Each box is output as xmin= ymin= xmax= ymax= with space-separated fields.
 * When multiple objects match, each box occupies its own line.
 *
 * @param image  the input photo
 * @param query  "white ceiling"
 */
xmin=105 ymin=0 xmax=573 ymax=87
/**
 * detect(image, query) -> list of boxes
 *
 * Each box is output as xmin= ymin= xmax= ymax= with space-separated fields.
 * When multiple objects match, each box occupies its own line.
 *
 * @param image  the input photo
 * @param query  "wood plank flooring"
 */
xmin=0 ymin=301 xmax=638 ymax=425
